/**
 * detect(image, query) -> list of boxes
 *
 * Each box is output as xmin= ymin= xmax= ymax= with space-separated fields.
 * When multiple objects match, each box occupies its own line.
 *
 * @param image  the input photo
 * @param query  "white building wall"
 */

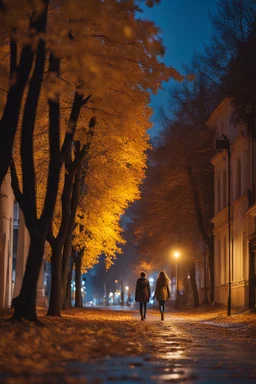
xmin=209 ymin=98 xmax=250 ymax=308
xmin=13 ymin=208 xmax=30 ymax=297
xmin=0 ymin=174 xmax=14 ymax=309
xmin=0 ymin=176 xmax=46 ymax=309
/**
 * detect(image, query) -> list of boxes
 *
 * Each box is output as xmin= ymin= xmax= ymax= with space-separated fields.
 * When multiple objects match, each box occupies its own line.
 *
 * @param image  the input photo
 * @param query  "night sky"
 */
xmin=141 ymin=0 xmax=218 ymax=137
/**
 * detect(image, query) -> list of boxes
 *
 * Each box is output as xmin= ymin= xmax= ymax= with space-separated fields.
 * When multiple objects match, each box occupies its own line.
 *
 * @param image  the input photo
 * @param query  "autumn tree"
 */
xmin=134 ymin=71 xmax=215 ymax=306
xmin=223 ymin=18 xmax=256 ymax=121
xmin=5 ymin=0 xmax=181 ymax=320
xmin=202 ymin=0 xmax=256 ymax=86
xmin=0 ymin=1 xmax=50 ymax=187
xmin=48 ymin=97 xmax=152 ymax=316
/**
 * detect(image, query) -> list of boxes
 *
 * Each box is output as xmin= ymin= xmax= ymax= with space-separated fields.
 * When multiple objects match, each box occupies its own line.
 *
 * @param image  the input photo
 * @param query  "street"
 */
xmin=1 ymin=307 xmax=256 ymax=383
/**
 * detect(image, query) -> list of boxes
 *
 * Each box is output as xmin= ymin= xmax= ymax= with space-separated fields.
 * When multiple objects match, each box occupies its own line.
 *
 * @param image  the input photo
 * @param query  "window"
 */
xmin=253 ymin=252 xmax=256 ymax=276
xmin=13 ymin=201 xmax=19 ymax=228
xmin=217 ymin=176 xmax=221 ymax=212
xmin=230 ymin=166 xmax=233 ymax=202
xmin=243 ymin=232 xmax=247 ymax=280
xmin=236 ymin=157 xmax=241 ymax=198
xmin=223 ymin=169 xmax=227 ymax=207
xmin=223 ymin=235 xmax=227 ymax=283
xmin=217 ymin=240 xmax=221 ymax=285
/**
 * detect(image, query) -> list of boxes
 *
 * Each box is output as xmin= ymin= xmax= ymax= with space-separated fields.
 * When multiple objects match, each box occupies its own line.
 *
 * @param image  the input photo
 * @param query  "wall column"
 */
xmin=0 ymin=174 xmax=14 ymax=309
xmin=14 ymin=207 xmax=45 ymax=307
xmin=13 ymin=208 xmax=30 ymax=298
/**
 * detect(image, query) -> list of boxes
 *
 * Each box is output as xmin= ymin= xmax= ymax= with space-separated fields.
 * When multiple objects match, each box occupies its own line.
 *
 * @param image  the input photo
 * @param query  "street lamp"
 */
xmin=115 ymin=280 xmax=124 ymax=305
xmin=174 ymin=251 xmax=180 ymax=308
xmin=125 ymin=286 xmax=130 ymax=305
xmin=216 ymin=135 xmax=231 ymax=316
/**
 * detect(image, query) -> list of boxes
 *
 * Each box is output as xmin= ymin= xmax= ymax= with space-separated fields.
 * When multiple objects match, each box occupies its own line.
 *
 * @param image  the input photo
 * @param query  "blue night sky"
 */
xmin=140 ymin=0 xmax=218 ymax=137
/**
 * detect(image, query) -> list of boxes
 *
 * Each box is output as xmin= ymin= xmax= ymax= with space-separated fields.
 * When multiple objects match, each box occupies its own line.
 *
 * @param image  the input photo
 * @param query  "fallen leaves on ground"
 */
xmin=0 ymin=308 xmax=155 ymax=376
xmin=1 ymin=306 xmax=256 ymax=382
xmin=160 ymin=306 xmax=256 ymax=341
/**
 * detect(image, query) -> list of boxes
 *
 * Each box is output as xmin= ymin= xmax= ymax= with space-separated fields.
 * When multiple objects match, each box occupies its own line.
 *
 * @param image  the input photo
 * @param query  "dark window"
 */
xmin=223 ymin=235 xmax=227 ymax=283
xmin=223 ymin=169 xmax=227 ymax=207
xmin=253 ymin=252 xmax=256 ymax=276
xmin=217 ymin=176 xmax=221 ymax=212
xmin=236 ymin=157 xmax=241 ymax=198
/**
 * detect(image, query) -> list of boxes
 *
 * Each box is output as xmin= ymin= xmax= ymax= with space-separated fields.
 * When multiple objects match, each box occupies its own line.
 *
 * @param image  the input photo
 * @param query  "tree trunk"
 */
xmin=0 ymin=2 xmax=48 ymax=187
xmin=47 ymin=244 xmax=62 ymax=316
xmin=12 ymin=234 xmax=45 ymax=321
xmin=60 ymin=166 xmax=82 ymax=307
xmin=185 ymin=154 xmax=213 ymax=306
xmin=63 ymin=260 xmax=72 ymax=310
xmin=75 ymin=253 xmax=82 ymax=308
xmin=61 ymin=228 xmax=74 ymax=308
xmin=189 ymin=262 xmax=199 ymax=308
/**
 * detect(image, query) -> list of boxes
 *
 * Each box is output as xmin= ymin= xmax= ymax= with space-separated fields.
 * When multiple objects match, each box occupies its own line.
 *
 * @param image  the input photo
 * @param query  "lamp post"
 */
xmin=174 ymin=251 xmax=180 ymax=308
xmin=115 ymin=279 xmax=124 ymax=306
xmin=125 ymin=286 xmax=130 ymax=305
xmin=216 ymin=135 xmax=231 ymax=316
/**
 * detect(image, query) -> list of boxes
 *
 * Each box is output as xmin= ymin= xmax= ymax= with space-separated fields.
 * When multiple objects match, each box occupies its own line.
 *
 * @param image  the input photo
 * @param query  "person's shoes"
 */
xmin=143 ymin=314 xmax=146 ymax=320
xmin=141 ymin=315 xmax=144 ymax=321
xmin=161 ymin=312 xmax=164 ymax=321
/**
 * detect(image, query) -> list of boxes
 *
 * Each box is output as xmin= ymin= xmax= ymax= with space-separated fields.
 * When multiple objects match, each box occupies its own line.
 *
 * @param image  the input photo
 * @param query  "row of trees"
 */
xmin=0 ymin=0 xmax=180 ymax=321
xmin=131 ymin=0 xmax=256 ymax=306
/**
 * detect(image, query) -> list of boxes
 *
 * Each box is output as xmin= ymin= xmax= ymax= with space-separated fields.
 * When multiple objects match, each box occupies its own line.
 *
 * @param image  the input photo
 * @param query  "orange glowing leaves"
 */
xmin=1 ymin=0 xmax=181 ymax=273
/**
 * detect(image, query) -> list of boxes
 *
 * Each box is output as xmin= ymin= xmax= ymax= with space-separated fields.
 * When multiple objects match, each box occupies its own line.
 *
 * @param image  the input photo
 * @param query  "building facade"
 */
xmin=208 ymin=97 xmax=256 ymax=308
xmin=0 ymin=174 xmax=46 ymax=310
xmin=0 ymin=174 xmax=14 ymax=309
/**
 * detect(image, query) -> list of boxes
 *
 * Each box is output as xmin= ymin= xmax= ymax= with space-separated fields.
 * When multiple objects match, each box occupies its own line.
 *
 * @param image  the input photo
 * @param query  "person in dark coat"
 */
xmin=135 ymin=271 xmax=151 ymax=321
xmin=153 ymin=271 xmax=170 ymax=321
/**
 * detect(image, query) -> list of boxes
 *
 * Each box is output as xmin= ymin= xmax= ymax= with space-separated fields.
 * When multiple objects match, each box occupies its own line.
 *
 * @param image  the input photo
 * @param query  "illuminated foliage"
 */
xmin=0 ymin=0 xmax=181 ymax=319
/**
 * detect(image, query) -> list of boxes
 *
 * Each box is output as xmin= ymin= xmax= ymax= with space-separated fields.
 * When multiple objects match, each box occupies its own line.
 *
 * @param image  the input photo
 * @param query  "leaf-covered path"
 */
xmin=0 ymin=307 xmax=256 ymax=383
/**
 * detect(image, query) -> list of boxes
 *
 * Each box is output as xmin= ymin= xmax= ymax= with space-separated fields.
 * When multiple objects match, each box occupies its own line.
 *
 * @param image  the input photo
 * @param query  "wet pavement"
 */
xmin=65 ymin=311 xmax=256 ymax=384
xmin=1 ymin=308 xmax=256 ymax=383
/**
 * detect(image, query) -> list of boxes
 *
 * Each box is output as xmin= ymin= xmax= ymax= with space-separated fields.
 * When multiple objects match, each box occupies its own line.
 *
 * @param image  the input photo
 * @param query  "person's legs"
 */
xmin=159 ymin=300 xmax=164 ymax=312
xmin=144 ymin=303 xmax=147 ymax=319
xmin=162 ymin=301 xmax=165 ymax=312
xmin=139 ymin=302 xmax=144 ymax=320
xmin=159 ymin=300 xmax=164 ymax=320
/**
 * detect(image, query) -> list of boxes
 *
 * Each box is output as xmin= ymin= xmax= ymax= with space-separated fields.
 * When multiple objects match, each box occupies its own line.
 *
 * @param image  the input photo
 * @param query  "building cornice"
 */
xmin=211 ymin=206 xmax=229 ymax=227
xmin=211 ymin=151 xmax=225 ymax=166
xmin=232 ymin=133 xmax=248 ymax=150
xmin=211 ymin=133 xmax=248 ymax=167
xmin=206 ymin=97 xmax=232 ymax=128
xmin=212 ymin=192 xmax=249 ymax=229
xmin=232 ymin=192 xmax=249 ymax=208
xmin=247 ymin=202 xmax=256 ymax=217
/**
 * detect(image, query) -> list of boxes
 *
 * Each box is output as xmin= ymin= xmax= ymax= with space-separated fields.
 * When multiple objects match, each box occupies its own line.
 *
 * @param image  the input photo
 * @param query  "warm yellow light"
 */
xmin=174 ymin=251 xmax=180 ymax=259
xmin=115 ymin=280 xmax=118 ymax=283
xmin=125 ymin=286 xmax=129 ymax=291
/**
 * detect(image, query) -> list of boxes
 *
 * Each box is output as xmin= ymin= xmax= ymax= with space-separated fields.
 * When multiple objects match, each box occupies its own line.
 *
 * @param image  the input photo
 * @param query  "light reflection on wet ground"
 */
xmin=2 ymin=311 xmax=256 ymax=383
xmin=61 ymin=313 xmax=256 ymax=383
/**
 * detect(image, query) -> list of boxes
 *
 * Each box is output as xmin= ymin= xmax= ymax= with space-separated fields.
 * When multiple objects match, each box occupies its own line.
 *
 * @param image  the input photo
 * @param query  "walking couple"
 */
xmin=135 ymin=271 xmax=170 ymax=321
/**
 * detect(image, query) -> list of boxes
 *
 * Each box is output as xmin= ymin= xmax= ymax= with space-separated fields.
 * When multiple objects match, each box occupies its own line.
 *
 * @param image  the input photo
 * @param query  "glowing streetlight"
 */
xmin=125 ymin=286 xmax=131 ymax=305
xmin=174 ymin=251 xmax=180 ymax=259
xmin=173 ymin=251 xmax=180 ymax=308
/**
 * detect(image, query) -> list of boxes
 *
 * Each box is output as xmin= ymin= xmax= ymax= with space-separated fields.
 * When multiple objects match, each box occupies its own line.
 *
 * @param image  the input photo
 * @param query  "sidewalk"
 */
xmin=1 ymin=307 xmax=256 ymax=383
